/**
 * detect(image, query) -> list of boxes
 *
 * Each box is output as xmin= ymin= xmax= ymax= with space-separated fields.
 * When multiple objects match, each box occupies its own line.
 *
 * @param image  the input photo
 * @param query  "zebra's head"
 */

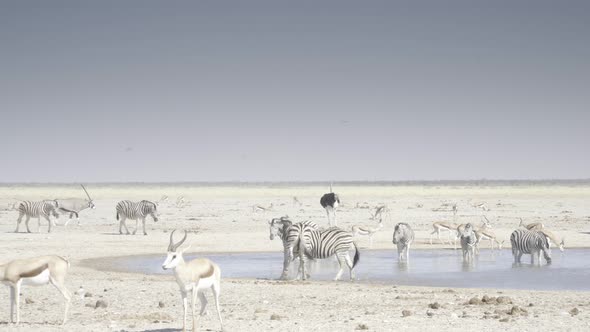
xmin=142 ymin=200 xmax=159 ymax=222
xmin=268 ymin=216 xmax=290 ymax=240
xmin=162 ymin=230 xmax=188 ymax=270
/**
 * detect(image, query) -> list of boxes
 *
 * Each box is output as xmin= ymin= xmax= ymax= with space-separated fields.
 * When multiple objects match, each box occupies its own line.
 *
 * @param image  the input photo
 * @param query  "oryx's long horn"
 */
xmin=81 ymin=184 xmax=92 ymax=201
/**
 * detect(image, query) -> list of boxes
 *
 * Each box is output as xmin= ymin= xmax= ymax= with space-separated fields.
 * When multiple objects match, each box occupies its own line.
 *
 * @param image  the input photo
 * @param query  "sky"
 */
xmin=0 ymin=0 xmax=589 ymax=182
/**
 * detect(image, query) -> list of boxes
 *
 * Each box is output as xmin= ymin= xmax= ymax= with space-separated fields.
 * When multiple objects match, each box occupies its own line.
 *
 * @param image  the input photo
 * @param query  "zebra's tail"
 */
xmin=116 ymin=211 xmax=119 ymax=220
xmin=352 ymin=242 xmax=360 ymax=268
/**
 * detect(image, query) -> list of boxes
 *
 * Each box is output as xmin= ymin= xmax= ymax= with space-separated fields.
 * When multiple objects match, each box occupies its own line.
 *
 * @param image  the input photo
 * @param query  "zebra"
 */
xmin=15 ymin=200 xmax=60 ymax=233
xmin=460 ymin=223 xmax=477 ymax=263
xmin=295 ymin=225 xmax=360 ymax=281
xmin=510 ymin=229 xmax=552 ymax=265
xmin=116 ymin=200 xmax=158 ymax=235
xmin=392 ymin=223 xmax=414 ymax=262
xmin=268 ymin=216 xmax=318 ymax=279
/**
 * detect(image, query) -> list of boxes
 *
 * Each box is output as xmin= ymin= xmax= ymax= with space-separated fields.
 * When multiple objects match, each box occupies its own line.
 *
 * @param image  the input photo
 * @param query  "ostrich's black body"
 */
xmin=320 ymin=193 xmax=340 ymax=208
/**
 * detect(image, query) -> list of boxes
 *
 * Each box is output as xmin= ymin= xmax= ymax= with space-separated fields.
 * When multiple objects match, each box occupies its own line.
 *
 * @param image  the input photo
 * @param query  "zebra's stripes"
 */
xmin=510 ymin=229 xmax=552 ymax=265
xmin=269 ymin=216 xmax=318 ymax=279
xmin=295 ymin=225 xmax=359 ymax=281
xmin=392 ymin=223 xmax=414 ymax=262
xmin=15 ymin=200 xmax=60 ymax=233
xmin=116 ymin=200 xmax=158 ymax=235
xmin=460 ymin=223 xmax=477 ymax=262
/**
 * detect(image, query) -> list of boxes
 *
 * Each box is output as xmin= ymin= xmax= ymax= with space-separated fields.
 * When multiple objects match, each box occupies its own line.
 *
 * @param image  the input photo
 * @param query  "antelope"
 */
xmin=252 ymin=203 xmax=273 ymax=212
xmin=370 ymin=205 xmax=388 ymax=220
xmin=352 ymin=218 xmax=384 ymax=248
xmin=518 ymin=217 xmax=544 ymax=231
xmin=473 ymin=217 xmax=503 ymax=252
xmin=55 ymin=184 xmax=96 ymax=226
xmin=538 ymin=228 xmax=565 ymax=252
xmin=429 ymin=221 xmax=457 ymax=245
xmin=0 ymin=255 xmax=71 ymax=325
xmin=162 ymin=230 xmax=223 ymax=332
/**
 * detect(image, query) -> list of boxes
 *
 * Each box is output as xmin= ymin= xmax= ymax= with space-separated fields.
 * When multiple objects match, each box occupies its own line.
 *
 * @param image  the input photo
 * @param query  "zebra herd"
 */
xmin=11 ymin=199 xmax=159 ymax=235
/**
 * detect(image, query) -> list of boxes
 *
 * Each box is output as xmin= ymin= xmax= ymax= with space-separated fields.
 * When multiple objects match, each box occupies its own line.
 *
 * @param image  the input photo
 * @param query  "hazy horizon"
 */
xmin=1 ymin=1 xmax=588 ymax=182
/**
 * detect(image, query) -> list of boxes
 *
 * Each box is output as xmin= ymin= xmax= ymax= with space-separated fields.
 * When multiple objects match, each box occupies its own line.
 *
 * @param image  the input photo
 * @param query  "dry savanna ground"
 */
xmin=0 ymin=183 xmax=589 ymax=331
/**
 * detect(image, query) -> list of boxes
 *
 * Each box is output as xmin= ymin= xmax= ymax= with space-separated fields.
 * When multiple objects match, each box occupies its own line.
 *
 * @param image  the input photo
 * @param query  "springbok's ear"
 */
xmin=180 ymin=243 xmax=192 ymax=254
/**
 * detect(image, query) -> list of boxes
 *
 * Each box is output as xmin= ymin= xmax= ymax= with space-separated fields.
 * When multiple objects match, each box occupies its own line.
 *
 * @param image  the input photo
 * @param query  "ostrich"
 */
xmin=320 ymin=183 xmax=340 ymax=227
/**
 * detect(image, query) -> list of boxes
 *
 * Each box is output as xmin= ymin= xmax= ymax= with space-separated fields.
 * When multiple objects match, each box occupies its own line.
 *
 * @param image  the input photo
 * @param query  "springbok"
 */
xmin=0 ymin=255 xmax=71 ymax=325
xmin=538 ymin=228 xmax=565 ymax=252
xmin=162 ymin=230 xmax=223 ymax=332
xmin=429 ymin=221 xmax=457 ymax=245
xmin=352 ymin=218 xmax=384 ymax=248
xmin=518 ymin=217 xmax=544 ymax=231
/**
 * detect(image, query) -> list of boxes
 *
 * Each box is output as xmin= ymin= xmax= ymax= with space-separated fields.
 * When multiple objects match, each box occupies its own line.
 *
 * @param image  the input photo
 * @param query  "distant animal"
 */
xmin=460 ymin=223 xmax=477 ymax=262
xmin=0 ymin=255 xmax=71 ymax=325
xmin=538 ymin=228 xmax=565 ymax=252
xmin=296 ymin=224 xmax=359 ymax=281
xmin=518 ymin=217 xmax=544 ymax=231
xmin=392 ymin=223 xmax=415 ymax=262
xmin=292 ymin=196 xmax=303 ymax=206
xmin=268 ymin=216 xmax=318 ymax=279
xmin=458 ymin=217 xmax=493 ymax=251
xmin=429 ymin=221 xmax=457 ymax=245
xmin=15 ymin=200 xmax=60 ymax=233
xmin=55 ymin=184 xmax=95 ymax=226
xmin=252 ymin=203 xmax=273 ymax=212
xmin=320 ymin=183 xmax=340 ymax=226
xmin=352 ymin=218 xmax=384 ymax=248
xmin=162 ymin=230 xmax=223 ymax=332
xmin=115 ymin=200 xmax=158 ymax=235
xmin=510 ymin=229 xmax=552 ymax=265
xmin=370 ymin=205 xmax=388 ymax=220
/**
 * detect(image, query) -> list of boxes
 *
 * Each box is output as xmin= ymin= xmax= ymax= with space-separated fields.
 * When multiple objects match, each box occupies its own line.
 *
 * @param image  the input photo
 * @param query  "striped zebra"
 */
xmin=510 ymin=229 xmax=552 ymax=265
xmin=295 ymin=225 xmax=360 ymax=281
xmin=116 ymin=200 xmax=158 ymax=235
xmin=268 ymin=216 xmax=318 ymax=279
xmin=15 ymin=200 xmax=60 ymax=233
xmin=392 ymin=223 xmax=414 ymax=262
xmin=460 ymin=223 xmax=477 ymax=263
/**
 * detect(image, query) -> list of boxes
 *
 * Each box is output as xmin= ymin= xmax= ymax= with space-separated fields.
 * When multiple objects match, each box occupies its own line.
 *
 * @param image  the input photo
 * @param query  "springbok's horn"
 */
xmin=81 ymin=184 xmax=92 ymax=201
xmin=169 ymin=230 xmax=188 ymax=252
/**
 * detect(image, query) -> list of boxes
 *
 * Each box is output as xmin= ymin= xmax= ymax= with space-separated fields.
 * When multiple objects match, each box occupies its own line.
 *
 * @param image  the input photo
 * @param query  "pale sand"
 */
xmin=0 ymin=184 xmax=589 ymax=331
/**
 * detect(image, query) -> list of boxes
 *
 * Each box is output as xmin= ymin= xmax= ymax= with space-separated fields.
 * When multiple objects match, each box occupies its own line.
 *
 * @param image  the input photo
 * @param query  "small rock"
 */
xmin=468 ymin=297 xmax=482 ymax=305
xmin=95 ymin=300 xmax=108 ymax=309
xmin=426 ymin=311 xmax=434 ymax=317
xmin=84 ymin=293 xmax=93 ymax=298
xmin=85 ymin=304 xmax=94 ymax=308
xmin=158 ymin=301 xmax=165 ymax=308
xmin=528 ymin=303 xmax=534 ymax=307
xmin=570 ymin=308 xmax=580 ymax=316
xmin=270 ymin=314 xmax=281 ymax=321
xmin=499 ymin=317 xmax=510 ymax=322
xmin=355 ymin=324 xmax=369 ymax=330
xmin=429 ymin=302 xmax=441 ymax=309
xmin=402 ymin=310 xmax=412 ymax=317
xmin=25 ymin=298 xmax=34 ymax=304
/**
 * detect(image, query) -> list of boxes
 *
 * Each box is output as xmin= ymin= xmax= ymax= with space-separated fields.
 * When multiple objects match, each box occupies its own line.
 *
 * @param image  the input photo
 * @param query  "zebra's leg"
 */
xmin=15 ymin=211 xmax=24 ymax=233
xmin=333 ymin=253 xmax=346 ymax=281
xmin=406 ymin=242 xmax=411 ymax=262
xmin=44 ymin=215 xmax=52 ymax=233
xmin=142 ymin=217 xmax=147 ymax=235
xmin=132 ymin=218 xmax=139 ymax=235
xmin=25 ymin=215 xmax=32 ymax=233
xmin=344 ymin=252 xmax=355 ymax=281
xmin=37 ymin=216 xmax=42 ymax=233
xmin=280 ymin=248 xmax=292 ymax=280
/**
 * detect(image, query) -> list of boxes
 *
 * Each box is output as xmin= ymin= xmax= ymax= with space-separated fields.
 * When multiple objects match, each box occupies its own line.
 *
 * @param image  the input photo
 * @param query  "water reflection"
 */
xmin=88 ymin=249 xmax=590 ymax=291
